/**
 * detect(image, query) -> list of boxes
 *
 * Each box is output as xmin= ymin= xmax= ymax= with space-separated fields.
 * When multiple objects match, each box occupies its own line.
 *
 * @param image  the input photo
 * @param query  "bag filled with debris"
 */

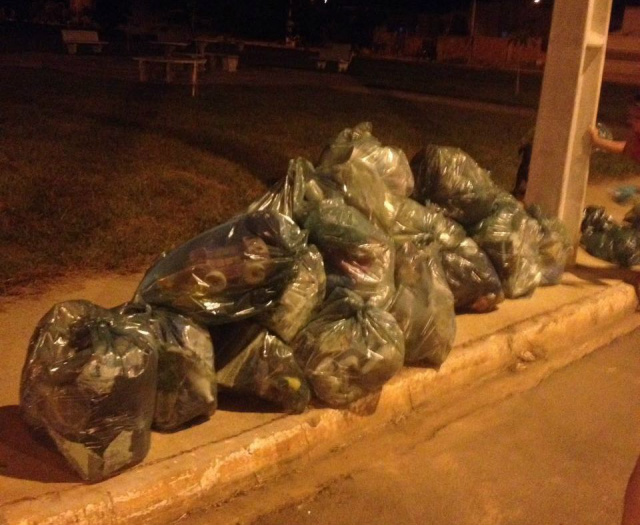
xmin=316 ymin=158 xmax=399 ymax=230
xmin=471 ymin=194 xmax=542 ymax=298
xmin=439 ymin=237 xmax=504 ymax=312
xmin=135 ymin=210 xmax=307 ymax=325
xmin=581 ymin=205 xmax=640 ymax=267
xmin=387 ymin=196 xmax=467 ymax=249
xmin=389 ymin=241 xmax=456 ymax=365
xmin=526 ymin=204 xmax=572 ymax=285
xmin=318 ymin=122 xmax=415 ymax=197
xmin=150 ymin=308 xmax=217 ymax=431
xmin=213 ymin=323 xmax=311 ymax=414
xmin=410 ymin=145 xmax=499 ymax=226
xmin=258 ymin=245 xmax=326 ymax=343
xmin=388 ymin=196 xmax=503 ymax=312
xmin=292 ymin=288 xmax=405 ymax=407
xmin=304 ymin=199 xmax=396 ymax=309
xmin=247 ymin=157 xmax=317 ymax=226
xmin=20 ymin=300 xmax=158 ymax=482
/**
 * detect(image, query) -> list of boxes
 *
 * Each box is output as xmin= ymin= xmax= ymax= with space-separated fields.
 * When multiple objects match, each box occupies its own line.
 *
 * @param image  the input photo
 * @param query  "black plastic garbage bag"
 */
xmin=527 ymin=204 xmax=572 ymax=285
xmin=581 ymin=205 xmax=640 ymax=267
xmin=471 ymin=195 xmax=542 ymax=298
xmin=410 ymin=145 xmax=499 ymax=226
xmin=20 ymin=300 xmax=158 ymax=482
xmin=304 ymin=199 xmax=395 ymax=308
xmin=292 ymin=288 xmax=405 ymax=407
xmin=213 ymin=323 xmax=311 ymax=414
xmin=623 ymin=203 xmax=640 ymax=229
xmin=150 ymin=309 xmax=217 ymax=431
xmin=581 ymin=205 xmax=616 ymax=233
xmin=318 ymin=122 xmax=415 ymax=197
xmin=258 ymin=245 xmax=326 ymax=343
xmin=440 ymin=238 xmax=504 ymax=312
xmin=135 ymin=210 xmax=307 ymax=325
xmin=389 ymin=241 xmax=456 ymax=365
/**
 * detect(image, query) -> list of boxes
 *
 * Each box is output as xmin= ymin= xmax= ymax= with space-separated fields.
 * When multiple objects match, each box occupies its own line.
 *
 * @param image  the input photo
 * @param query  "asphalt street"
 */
xmin=178 ymin=326 xmax=640 ymax=525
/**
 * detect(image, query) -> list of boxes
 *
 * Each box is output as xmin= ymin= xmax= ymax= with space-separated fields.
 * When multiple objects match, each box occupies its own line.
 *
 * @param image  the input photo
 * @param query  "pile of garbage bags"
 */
xmin=19 ymin=122 xmax=573 ymax=482
xmin=581 ymin=205 xmax=640 ymax=267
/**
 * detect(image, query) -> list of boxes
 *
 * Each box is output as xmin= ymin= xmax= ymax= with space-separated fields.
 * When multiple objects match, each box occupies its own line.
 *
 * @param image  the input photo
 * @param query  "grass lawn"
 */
xmin=0 ymin=65 xmax=635 ymax=296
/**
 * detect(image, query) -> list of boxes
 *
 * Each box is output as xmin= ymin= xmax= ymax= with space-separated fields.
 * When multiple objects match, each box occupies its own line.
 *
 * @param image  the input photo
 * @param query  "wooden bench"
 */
xmin=61 ymin=30 xmax=108 ymax=55
xmin=315 ymin=44 xmax=353 ymax=73
xmin=133 ymin=56 xmax=207 ymax=97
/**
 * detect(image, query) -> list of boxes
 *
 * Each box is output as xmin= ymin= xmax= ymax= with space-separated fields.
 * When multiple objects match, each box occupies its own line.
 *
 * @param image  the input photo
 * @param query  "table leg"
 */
xmin=191 ymin=62 xmax=199 ymax=97
xmin=166 ymin=62 xmax=175 ymax=83
xmin=139 ymin=61 xmax=149 ymax=82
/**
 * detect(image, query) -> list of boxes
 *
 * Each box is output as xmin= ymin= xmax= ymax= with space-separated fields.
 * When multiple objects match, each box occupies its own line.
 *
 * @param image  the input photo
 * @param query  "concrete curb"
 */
xmin=2 ymin=282 xmax=639 ymax=525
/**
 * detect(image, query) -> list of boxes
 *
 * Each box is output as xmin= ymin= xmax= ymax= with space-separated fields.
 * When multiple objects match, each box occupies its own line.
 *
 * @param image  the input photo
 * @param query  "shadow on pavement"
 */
xmin=570 ymin=264 xmax=640 ymax=290
xmin=0 ymin=404 xmax=76 ymax=484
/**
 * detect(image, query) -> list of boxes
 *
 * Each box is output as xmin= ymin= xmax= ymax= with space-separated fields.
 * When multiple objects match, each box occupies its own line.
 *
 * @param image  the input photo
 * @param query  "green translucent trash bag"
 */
xmin=149 ymin=308 xmax=217 ymax=431
xmin=135 ymin=210 xmax=307 ymax=325
xmin=292 ymin=288 xmax=405 ymax=407
xmin=258 ymin=245 xmax=327 ymax=343
xmin=316 ymin=158 xmax=399 ymax=230
xmin=388 ymin=195 xmax=503 ymax=313
xmin=581 ymin=205 xmax=640 ymax=267
xmin=410 ymin=145 xmax=499 ymax=226
xmin=19 ymin=300 xmax=158 ymax=482
xmin=304 ymin=199 xmax=395 ymax=309
xmin=213 ymin=322 xmax=311 ymax=414
xmin=318 ymin=122 xmax=415 ymax=197
xmin=247 ymin=157 xmax=317 ymax=226
xmin=389 ymin=241 xmax=456 ymax=366
xmin=387 ymin=196 xmax=467 ymax=249
xmin=526 ymin=204 xmax=572 ymax=285
xmin=471 ymin=194 xmax=542 ymax=298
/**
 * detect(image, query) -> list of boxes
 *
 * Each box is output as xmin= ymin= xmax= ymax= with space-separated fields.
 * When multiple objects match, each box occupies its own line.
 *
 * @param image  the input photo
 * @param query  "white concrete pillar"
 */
xmin=525 ymin=0 xmax=612 ymax=261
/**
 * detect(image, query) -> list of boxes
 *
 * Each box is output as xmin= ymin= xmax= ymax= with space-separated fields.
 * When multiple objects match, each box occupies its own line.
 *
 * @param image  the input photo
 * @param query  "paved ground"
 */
xmin=179 ymin=327 xmax=640 ymax=525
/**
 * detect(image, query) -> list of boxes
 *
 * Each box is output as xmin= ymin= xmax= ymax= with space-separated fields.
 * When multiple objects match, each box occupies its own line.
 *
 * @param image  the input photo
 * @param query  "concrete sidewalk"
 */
xmin=1 ymin=179 xmax=640 ymax=525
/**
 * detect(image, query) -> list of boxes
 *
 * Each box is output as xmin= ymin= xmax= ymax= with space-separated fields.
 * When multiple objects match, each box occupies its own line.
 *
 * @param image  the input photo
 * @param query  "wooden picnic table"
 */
xmin=133 ymin=56 xmax=206 ymax=97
